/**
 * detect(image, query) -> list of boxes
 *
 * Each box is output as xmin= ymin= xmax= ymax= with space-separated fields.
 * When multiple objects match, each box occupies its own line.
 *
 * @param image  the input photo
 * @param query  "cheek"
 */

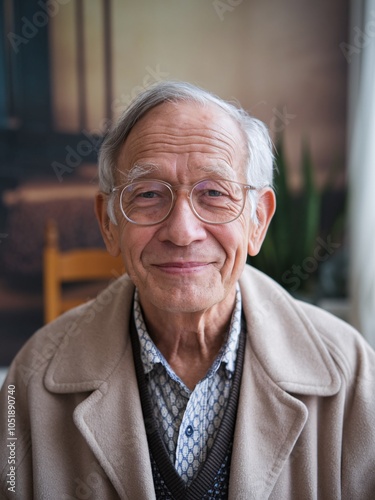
xmin=214 ymin=222 xmax=250 ymax=267
xmin=118 ymin=226 xmax=156 ymax=270
xmin=118 ymin=226 xmax=142 ymax=267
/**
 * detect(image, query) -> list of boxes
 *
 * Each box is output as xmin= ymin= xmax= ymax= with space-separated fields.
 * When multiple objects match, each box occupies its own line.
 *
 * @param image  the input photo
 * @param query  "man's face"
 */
xmin=101 ymin=101 xmax=271 ymax=314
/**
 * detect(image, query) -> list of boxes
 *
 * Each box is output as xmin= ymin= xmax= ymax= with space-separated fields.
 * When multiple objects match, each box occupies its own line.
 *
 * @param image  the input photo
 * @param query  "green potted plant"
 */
xmin=249 ymin=136 xmax=346 ymax=300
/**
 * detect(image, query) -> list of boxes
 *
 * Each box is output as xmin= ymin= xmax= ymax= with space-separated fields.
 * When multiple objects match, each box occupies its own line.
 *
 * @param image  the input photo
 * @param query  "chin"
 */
xmin=150 ymin=287 xmax=225 ymax=314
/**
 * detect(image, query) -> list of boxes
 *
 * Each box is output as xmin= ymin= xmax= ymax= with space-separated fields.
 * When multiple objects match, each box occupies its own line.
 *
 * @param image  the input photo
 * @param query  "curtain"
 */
xmin=348 ymin=0 xmax=375 ymax=347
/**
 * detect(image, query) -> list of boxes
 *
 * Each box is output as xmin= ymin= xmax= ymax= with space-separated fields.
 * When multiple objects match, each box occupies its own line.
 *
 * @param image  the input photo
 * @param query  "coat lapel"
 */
xmin=228 ymin=267 xmax=342 ymax=497
xmin=239 ymin=266 xmax=341 ymax=395
xmin=43 ymin=267 xmax=342 ymax=498
xmin=44 ymin=275 xmax=156 ymax=499
xmin=72 ymin=344 xmax=156 ymax=500
xmin=229 ymin=344 xmax=308 ymax=498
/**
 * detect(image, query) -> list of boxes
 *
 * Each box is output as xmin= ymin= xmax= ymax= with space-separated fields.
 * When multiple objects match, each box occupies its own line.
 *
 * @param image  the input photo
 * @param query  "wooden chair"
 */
xmin=43 ymin=219 xmax=124 ymax=324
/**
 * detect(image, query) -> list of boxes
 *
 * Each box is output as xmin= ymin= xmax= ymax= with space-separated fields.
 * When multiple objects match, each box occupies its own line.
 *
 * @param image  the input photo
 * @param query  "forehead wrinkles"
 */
xmin=124 ymin=126 xmax=242 ymax=164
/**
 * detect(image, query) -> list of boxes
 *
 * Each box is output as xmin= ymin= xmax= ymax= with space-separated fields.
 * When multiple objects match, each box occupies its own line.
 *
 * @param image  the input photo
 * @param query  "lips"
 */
xmin=152 ymin=261 xmax=212 ymax=274
xmin=157 ymin=262 xmax=208 ymax=268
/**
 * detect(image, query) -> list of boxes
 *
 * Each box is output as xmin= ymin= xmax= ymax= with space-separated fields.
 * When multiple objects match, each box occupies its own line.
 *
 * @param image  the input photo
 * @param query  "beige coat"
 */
xmin=1 ymin=266 xmax=375 ymax=499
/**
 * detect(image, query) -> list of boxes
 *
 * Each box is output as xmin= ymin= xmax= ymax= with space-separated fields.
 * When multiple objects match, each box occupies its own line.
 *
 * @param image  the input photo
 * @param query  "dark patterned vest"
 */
xmin=130 ymin=312 xmax=246 ymax=500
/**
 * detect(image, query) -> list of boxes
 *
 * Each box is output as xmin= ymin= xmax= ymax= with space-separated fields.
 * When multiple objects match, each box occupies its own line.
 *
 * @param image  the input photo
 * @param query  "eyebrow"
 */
xmin=196 ymin=164 xmax=236 ymax=180
xmin=118 ymin=162 xmax=236 ymax=184
xmin=116 ymin=163 xmax=160 ymax=184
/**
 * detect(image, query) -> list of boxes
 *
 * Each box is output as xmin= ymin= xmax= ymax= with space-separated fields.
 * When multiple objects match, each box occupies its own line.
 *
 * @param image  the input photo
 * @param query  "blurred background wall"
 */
xmin=0 ymin=0 xmax=353 ymax=366
xmin=1 ymin=0 xmax=348 ymax=182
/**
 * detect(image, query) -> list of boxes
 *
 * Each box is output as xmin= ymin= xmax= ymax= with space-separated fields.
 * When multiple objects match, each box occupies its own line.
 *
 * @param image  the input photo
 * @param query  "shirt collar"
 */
xmin=133 ymin=291 xmax=162 ymax=374
xmin=219 ymin=283 xmax=242 ymax=374
xmin=133 ymin=284 xmax=243 ymax=377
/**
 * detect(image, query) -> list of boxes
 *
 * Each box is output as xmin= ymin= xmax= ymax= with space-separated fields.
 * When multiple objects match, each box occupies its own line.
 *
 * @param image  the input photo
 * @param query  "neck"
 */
xmin=138 ymin=290 xmax=236 ymax=390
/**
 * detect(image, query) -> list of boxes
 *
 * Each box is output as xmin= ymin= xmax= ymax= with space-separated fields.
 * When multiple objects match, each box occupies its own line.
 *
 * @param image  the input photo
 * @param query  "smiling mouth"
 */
xmin=154 ymin=262 xmax=211 ymax=272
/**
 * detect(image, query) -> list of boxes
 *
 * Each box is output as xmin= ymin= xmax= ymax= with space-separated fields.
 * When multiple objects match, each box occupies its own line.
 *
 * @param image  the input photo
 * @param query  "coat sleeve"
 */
xmin=298 ymin=299 xmax=375 ymax=498
xmin=0 ymin=323 xmax=63 ymax=500
xmin=0 ymin=357 xmax=34 ymax=499
xmin=340 ymin=333 xmax=375 ymax=498
xmin=307 ymin=307 xmax=375 ymax=497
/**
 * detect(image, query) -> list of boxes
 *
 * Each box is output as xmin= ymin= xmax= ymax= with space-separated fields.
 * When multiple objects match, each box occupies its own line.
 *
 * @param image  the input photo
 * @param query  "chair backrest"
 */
xmin=43 ymin=219 xmax=124 ymax=323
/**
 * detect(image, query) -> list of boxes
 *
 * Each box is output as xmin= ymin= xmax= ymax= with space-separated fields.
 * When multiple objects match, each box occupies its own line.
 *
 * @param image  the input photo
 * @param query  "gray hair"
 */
xmin=98 ymin=81 xmax=274 ymax=223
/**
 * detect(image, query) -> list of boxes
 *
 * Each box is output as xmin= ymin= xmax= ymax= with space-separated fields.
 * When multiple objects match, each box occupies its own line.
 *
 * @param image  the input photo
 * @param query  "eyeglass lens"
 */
xmin=120 ymin=179 xmax=245 ymax=224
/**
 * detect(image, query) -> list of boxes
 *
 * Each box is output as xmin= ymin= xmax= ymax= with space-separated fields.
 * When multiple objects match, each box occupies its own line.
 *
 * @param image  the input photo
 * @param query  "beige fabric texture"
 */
xmin=1 ymin=265 xmax=375 ymax=499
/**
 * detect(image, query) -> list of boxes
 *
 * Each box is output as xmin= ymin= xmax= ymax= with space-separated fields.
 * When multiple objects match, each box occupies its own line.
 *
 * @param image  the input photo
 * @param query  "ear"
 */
xmin=248 ymin=188 xmax=276 ymax=256
xmin=94 ymin=192 xmax=121 ymax=257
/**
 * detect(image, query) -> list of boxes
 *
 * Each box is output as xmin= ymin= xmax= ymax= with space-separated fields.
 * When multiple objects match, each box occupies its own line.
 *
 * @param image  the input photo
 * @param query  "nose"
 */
xmin=158 ymin=192 xmax=207 ymax=246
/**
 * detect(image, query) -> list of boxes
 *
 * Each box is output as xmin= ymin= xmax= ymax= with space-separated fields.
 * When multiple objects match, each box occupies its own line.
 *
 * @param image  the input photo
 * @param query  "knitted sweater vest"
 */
xmin=130 ymin=312 xmax=246 ymax=500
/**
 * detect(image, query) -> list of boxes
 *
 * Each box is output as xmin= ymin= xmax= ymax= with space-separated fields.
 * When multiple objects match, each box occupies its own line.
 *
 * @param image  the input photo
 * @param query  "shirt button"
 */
xmin=185 ymin=425 xmax=193 ymax=437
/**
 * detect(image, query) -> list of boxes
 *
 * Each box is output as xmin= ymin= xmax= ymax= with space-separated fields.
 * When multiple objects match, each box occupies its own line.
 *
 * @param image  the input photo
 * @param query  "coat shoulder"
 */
xmin=297 ymin=300 xmax=375 ymax=378
xmin=240 ymin=265 xmax=375 ymax=388
xmin=3 ymin=274 xmax=135 ymax=389
xmin=3 ymin=301 xmax=94 ymax=390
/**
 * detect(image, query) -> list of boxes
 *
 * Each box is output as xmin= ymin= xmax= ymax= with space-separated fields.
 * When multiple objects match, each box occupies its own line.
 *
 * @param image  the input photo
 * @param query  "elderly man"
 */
xmin=1 ymin=82 xmax=375 ymax=499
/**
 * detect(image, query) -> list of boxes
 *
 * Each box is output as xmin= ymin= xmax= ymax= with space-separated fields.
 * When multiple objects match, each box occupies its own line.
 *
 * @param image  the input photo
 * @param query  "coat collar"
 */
xmin=230 ymin=266 xmax=341 ymax=496
xmin=43 ymin=266 xmax=341 ymax=498
xmin=229 ymin=342 xmax=309 ymax=498
xmin=45 ymin=274 xmax=156 ymax=499
xmin=45 ymin=274 xmax=136 ymax=394
xmin=239 ymin=265 xmax=341 ymax=396
xmin=44 ymin=265 xmax=341 ymax=396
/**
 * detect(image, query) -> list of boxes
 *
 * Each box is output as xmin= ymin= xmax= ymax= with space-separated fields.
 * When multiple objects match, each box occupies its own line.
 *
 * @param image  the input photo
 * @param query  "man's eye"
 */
xmin=207 ymin=189 xmax=224 ymax=197
xmin=139 ymin=191 xmax=158 ymax=198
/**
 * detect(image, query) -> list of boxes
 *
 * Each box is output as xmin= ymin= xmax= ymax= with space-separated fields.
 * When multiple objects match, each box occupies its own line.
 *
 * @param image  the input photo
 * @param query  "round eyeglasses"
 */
xmin=110 ymin=178 xmax=257 ymax=226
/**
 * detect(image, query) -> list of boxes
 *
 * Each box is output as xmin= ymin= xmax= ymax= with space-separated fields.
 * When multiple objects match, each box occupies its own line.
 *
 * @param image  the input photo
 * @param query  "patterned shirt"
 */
xmin=133 ymin=285 xmax=242 ymax=484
